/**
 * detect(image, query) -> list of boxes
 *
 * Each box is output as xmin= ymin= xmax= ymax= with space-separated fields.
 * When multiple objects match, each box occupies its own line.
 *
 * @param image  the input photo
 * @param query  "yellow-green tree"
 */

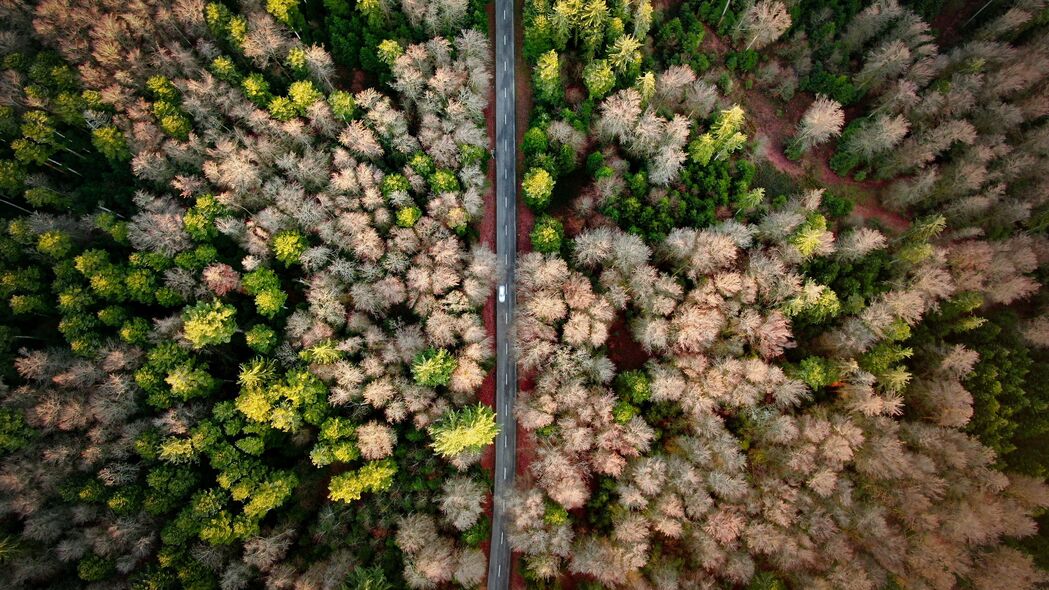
xmin=377 ymin=39 xmax=404 ymax=65
xmin=411 ymin=348 xmax=458 ymax=386
xmin=272 ymin=230 xmax=308 ymax=266
xmin=266 ymin=0 xmax=305 ymax=30
xmin=357 ymin=0 xmax=390 ymax=27
xmin=579 ymin=0 xmax=608 ymax=54
xmin=428 ymin=404 xmax=499 ymax=458
xmin=534 ymin=50 xmax=563 ymax=104
xmin=328 ymin=459 xmax=397 ymax=503
xmin=182 ymin=301 xmax=237 ymax=349
xmin=551 ymin=0 xmax=580 ymax=48
xmin=523 ymin=167 xmax=555 ymax=210
xmin=583 ymin=59 xmax=615 ymax=99
xmin=607 ymin=35 xmax=642 ymax=75
xmin=689 ymin=105 xmax=747 ymax=165
xmin=635 ymin=71 xmax=656 ymax=104
xmin=236 ymin=362 xmax=328 ymax=433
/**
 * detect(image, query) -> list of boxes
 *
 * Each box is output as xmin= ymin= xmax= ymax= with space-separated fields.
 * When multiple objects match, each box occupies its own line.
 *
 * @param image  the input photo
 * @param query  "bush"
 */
xmin=726 ymin=49 xmax=759 ymax=73
xmin=802 ymin=68 xmax=860 ymax=105
xmin=829 ymin=148 xmax=861 ymax=176
xmin=821 ymin=192 xmax=853 ymax=219
xmin=523 ymin=126 xmax=549 ymax=158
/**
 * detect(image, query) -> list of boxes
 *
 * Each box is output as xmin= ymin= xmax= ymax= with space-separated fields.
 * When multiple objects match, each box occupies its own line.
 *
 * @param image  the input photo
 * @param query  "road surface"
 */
xmin=487 ymin=0 xmax=517 ymax=587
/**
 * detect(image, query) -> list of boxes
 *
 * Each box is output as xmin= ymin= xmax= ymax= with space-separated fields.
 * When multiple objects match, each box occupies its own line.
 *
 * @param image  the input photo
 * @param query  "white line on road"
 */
xmin=503 ymin=466 xmax=508 ymax=477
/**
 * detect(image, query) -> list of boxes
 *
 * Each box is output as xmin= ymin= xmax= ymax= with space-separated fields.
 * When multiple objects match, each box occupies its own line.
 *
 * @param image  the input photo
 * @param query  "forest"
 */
xmin=0 ymin=0 xmax=497 ymax=587
xmin=513 ymin=0 xmax=1049 ymax=588
xmin=0 ymin=0 xmax=1048 ymax=589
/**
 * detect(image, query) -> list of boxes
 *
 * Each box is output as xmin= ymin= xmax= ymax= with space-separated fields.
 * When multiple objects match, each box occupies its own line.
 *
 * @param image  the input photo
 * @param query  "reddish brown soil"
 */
xmin=559 ymin=207 xmax=587 ymax=237
xmin=480 ymin=30 xmax=498 ymax=252
xmin=742 ymin=89 xmax=808 ymax=173
xmin=930 ymin=0 xmax=987 ymax=48
xmin=480 ymin=1 xmax=499 ymax=569
xmin=605 ymin=315 xmax=650 ymax=371
xmin=514 ymin=420 xmax=537 ymax=478
xmin=332 ymin=66 xmax=373 ymax=92
xmin=701 ymin=23 xmax=731 ymax=54
xmin=852 ymin=202 xmax=910 ymax=233
xmin=548 ymin=167 xmax=595 ymax=237
xmin=511 ymin=369 xmax=540 ymax=477
xmin=479 ymin=0 xmax=499 ymax=429
xmin=728 ymin=55 xmax=912 ymax=235
xmin=692 ymin=22 xmax=914 ymax=234
xmin=518 ymin=198 xmax=536 ymax=251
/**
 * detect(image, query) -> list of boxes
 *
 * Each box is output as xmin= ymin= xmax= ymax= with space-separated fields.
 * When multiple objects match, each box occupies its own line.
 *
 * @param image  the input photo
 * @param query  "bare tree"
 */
xmin=737 ymin=0 xmax=792 ymax=50
xmin=439 ymin=477 xmax=486 ymax=530
xmin=792 ymin=95 xmax=845 ymax=153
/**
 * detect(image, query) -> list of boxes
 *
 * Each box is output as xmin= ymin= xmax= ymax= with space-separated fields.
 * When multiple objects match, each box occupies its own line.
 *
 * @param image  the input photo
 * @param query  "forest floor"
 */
xmin=605 ymin=316 xmax=650 ymax=372
xmin=708 ymin=25 xmax=912 ymax=234
xmin=930 ymin=0 xmax=988 ymax=48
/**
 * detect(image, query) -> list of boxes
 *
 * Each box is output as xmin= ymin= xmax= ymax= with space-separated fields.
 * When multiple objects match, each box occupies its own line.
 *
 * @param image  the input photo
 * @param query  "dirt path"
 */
xmin=741 ymin=87 xmax=807 ymax=176
xmin=852 ymin=202 xmax=910 ymax=232
xmin=722 ymin=51 xmax=912 ymax=235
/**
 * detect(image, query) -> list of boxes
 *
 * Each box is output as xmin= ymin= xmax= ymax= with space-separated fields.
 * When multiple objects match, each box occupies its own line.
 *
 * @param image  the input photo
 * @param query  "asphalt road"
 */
xmin=487 ymin=0 xmax=517 ymax=587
